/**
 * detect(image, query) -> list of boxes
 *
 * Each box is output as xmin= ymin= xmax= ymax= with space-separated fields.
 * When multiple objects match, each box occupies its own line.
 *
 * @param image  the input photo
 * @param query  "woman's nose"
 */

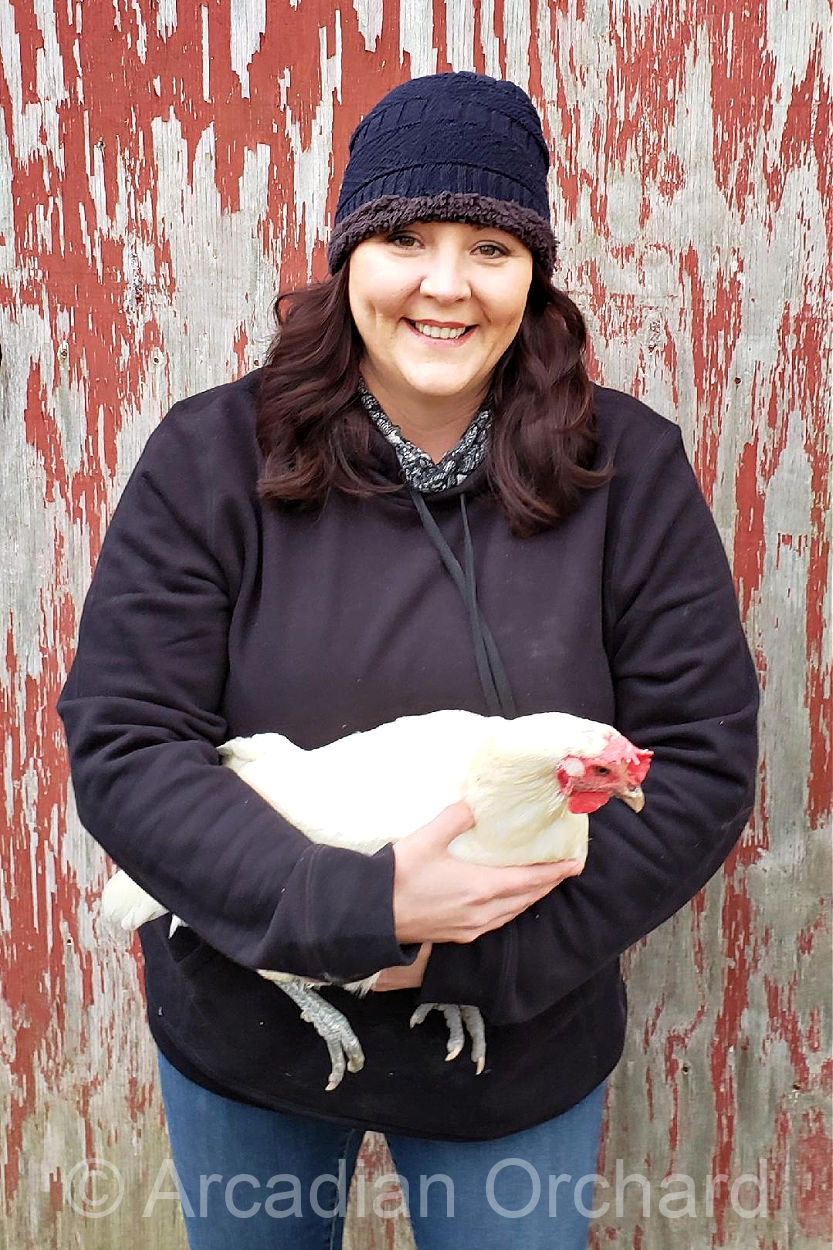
xmin=419 ymin=251 xmax=471 ymax=301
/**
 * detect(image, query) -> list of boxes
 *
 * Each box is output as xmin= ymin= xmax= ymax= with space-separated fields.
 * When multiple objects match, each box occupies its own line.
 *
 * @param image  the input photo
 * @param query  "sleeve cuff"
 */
xmin=417 ymin=929 xmax=507 ymax=1015
xmin=261 ymin=841 xmax=419 ymax=983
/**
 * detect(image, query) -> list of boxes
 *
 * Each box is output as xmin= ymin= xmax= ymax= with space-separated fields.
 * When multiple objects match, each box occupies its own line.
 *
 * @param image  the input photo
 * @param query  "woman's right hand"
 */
xmin=392 ymin=801 xmax=584 ymax=945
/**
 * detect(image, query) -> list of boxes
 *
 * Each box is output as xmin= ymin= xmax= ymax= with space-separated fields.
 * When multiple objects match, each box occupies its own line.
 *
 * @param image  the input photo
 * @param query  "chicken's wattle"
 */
xmin=567 ymin=792 xmax=615 ymax=814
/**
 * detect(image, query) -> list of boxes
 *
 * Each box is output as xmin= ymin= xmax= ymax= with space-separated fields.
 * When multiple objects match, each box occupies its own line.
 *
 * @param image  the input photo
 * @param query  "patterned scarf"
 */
xmin=358 ymin=380 xmax=490 ymax=493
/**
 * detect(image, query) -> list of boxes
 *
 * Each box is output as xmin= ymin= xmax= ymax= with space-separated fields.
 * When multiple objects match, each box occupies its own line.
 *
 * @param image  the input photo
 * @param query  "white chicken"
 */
xmin=102 ymin=709 xmax=651 ymax=1088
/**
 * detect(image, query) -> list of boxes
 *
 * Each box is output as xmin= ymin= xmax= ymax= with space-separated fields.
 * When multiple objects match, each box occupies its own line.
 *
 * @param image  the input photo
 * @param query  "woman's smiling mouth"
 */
xmin=406 ymin=319 xmax=475 ymax=341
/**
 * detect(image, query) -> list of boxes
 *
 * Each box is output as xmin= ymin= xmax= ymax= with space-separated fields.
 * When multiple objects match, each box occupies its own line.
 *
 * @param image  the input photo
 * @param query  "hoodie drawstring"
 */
xmin=407 ymin=487 xmax=516 ymax=719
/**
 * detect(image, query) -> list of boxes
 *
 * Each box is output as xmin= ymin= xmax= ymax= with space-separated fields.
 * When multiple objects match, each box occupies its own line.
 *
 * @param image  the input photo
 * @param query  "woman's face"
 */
xmin=347 ymin=220 xmax=533 ymax=420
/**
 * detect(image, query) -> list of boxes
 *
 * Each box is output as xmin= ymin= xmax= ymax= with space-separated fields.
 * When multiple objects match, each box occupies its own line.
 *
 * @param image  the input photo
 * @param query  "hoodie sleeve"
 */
xmin=419 ymin=422 xmax=760 ymax=1024
xmin=57 ymin=388 xmax=413 ymax=983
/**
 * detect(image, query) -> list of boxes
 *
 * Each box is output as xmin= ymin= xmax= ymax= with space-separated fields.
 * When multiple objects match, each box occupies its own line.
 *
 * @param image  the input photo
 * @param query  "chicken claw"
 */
xmin=409 ymin=1003 xmax=486 ymax=1074
xmin=264 ymin=976 xmax=365 ymax=1090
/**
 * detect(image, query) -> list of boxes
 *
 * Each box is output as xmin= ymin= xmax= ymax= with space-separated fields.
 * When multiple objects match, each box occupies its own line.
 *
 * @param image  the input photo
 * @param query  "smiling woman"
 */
xmin=255 ymin=230 xmax=608 ymax=536
xmin=348 ymin=222 xmax=533 ymax=459
xmin=58 ymin=69 xmax=759 ymax=1250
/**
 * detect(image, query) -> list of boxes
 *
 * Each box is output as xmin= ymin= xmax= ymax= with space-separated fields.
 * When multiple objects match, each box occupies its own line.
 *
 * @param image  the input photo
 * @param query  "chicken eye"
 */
xmin=590 ymin=765 xmax=611 ymax=776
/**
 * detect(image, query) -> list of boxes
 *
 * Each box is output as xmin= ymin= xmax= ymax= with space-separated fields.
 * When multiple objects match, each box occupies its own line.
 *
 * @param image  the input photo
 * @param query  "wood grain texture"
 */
xmin=1 ymin=1 xmax=829 ymax=1246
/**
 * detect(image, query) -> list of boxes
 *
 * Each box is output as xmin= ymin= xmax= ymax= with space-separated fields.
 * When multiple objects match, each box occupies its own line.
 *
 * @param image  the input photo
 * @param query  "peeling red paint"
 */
xmin=794 ymin=1108 xmax=833 ymax=1238
xmin=662 ymin=1004 xmax=708 ymax=1159
xmin=679 ymin=244 xmax=746 ymax=504
xmin=764 ymin=975 xmax=812 ymax=1091
xmin=3 ymin=3 xmax=829 ymax=1247
xmin=644 ymin=1062 xmax=654 ymax=1121
xmin=796 ymin=908 xmax=830 ymax=959
xmin=708 ymin=866 xmax=761 ymax=1238
xmin=733 ymin=434 xmax=764 ymax=617
xmin=24 ymin=365 xmax=69 ymax=507
xmin=232 ymin=324 xmax=250 ymax=375
xmin=707 ymin=0 xmax=777 ymax=214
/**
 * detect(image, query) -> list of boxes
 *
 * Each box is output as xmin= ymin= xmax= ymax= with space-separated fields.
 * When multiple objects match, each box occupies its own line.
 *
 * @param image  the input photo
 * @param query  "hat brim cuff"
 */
xmin=327 ymin=192 xmax=557 ymax=274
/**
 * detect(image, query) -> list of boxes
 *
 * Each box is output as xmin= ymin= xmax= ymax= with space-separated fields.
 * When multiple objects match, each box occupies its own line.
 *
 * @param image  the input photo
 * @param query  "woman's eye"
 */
xmin=474 ymin=243 xmax=507 ymax=258
xmin=388 ymin=233 xmax=419 ymax=248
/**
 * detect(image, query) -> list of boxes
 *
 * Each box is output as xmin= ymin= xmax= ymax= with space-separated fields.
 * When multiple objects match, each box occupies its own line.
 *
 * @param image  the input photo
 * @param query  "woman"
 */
xmin=58 ymin=72 xmax=758 ymax=1249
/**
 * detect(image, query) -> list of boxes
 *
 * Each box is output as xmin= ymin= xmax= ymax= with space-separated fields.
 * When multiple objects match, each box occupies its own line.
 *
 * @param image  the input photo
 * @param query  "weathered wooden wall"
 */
xmin=1 ymin=1 xmax=830 ymax=1247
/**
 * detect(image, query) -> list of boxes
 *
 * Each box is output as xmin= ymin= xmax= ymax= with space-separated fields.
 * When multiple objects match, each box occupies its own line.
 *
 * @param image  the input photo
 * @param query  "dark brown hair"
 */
xmin=255 ymin=263 xmax=610 ymax=537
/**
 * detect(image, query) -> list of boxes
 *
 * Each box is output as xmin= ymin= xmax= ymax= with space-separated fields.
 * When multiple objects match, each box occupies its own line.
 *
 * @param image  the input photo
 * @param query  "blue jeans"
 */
xmin=156 ymin=1049 xmax=606 ymax=1250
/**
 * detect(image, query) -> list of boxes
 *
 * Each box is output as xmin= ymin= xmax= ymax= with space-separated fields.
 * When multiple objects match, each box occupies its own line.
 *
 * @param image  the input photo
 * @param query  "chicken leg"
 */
xmin=258 ymin=972 xmax=366 ymax=1091
xmin=260 ymin=972 xmax=486 ymax=1088
xmin=410 ymin=1003 xmax=487 ymax=1074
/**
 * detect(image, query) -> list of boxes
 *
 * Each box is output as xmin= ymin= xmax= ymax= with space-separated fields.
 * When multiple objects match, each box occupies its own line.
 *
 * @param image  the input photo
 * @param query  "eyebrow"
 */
xmin=401 ymin=222 xmax=518 ymax=242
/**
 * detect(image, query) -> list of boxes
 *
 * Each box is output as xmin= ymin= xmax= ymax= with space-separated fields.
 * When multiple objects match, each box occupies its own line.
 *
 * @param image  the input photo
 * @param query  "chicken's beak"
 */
xmin=617 ymin=784 xmax=645 ymax=813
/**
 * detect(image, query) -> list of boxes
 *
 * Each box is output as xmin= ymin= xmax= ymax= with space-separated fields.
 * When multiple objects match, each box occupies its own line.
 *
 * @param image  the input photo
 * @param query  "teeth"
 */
xmin=412 ymin=322 xmax=469 ymax=340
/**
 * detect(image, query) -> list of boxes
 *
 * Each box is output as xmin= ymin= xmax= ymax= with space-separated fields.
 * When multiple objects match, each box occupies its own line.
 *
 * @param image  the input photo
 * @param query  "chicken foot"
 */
xmin=409 ymin=1003 xmax=487 ymax=1074
xmin=257 ymin=972 xmax=485 ymax=1088
xmin=262 ymin=976 xmax=366 ymax=1091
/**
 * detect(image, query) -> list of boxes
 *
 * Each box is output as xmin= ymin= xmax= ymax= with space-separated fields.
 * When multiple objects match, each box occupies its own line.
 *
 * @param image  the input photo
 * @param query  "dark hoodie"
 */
xmin=57 ymin=370 xmax=758 ymax=1139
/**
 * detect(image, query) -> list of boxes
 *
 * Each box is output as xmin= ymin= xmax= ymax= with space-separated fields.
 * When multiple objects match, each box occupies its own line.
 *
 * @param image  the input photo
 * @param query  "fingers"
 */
xmin=372 ymin=943 xmax=433 ymax=992
xmin=482 ymin=858 xmax=584 ymax=900
xmin=392 ymin=803 xmax=584 ymax=946
xmin=415 ymin=800 xmax=475 ymax=849
xmin=447 ymin=860 xmax=585 ymax=942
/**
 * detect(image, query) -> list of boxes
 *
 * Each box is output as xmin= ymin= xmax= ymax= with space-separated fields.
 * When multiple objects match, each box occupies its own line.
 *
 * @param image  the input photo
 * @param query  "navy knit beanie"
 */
xmin=327 ymin=72 xmax=557 ymax=274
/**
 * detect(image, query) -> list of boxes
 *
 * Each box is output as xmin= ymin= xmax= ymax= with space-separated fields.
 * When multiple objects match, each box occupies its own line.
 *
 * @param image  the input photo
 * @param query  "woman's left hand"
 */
xmin=372 ymin=942 xmax=433 ymax=991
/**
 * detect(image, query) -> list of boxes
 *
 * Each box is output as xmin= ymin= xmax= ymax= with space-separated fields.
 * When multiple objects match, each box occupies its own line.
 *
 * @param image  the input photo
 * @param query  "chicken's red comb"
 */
xmin=598 ymin=734 xmax=653 ymax=783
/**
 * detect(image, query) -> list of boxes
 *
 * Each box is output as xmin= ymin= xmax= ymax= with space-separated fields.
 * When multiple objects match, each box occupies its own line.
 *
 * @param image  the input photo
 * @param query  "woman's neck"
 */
xmin=359 ymin=371 xmax=486 ymax=462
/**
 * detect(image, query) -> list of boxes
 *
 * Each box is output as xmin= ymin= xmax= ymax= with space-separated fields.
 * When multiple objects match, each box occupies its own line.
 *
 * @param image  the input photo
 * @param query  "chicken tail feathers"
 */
xmin=101 ymin=870 xmax=168 ymax=931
